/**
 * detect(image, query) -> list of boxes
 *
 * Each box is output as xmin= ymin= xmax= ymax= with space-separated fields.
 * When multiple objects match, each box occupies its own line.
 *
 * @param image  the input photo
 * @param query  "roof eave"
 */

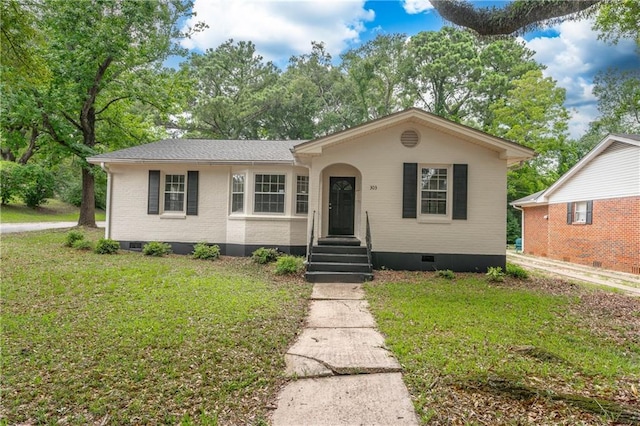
xmin=86 ymin=157 xmax=296 ymax=166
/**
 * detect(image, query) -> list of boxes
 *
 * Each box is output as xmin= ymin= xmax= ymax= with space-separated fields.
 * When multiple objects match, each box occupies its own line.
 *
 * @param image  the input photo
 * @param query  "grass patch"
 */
xmin=0 ymin=199 xmax=106 ymax=223
xmin=366 ymin=272 xmax=640 ymax=424
xmin=1 ymin=228 xmax=311 ymax=424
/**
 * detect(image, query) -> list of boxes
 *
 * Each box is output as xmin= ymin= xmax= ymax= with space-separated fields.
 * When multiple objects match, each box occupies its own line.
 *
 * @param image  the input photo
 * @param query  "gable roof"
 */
xmin=87 ymin=139 xmax=306 ymax=165
xmin=292 ymin=108 xmax=535 ymax=166
xmin=511 ymin=133 xmax=640 ymax=207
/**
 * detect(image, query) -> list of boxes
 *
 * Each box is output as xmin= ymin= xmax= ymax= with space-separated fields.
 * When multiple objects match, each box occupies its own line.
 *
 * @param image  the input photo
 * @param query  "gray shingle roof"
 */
xmin=511 ymin=189 xmax=546 ymax=206
xmin=88 ymin=139 xmax=307 ymax=164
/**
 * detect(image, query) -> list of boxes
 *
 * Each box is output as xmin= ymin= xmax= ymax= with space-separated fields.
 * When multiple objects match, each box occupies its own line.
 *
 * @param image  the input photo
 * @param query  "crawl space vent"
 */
xmin=400 ymin=130 xmax=419 ymax=148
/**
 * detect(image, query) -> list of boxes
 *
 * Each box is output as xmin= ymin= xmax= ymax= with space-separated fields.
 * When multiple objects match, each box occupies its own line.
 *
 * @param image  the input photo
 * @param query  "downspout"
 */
xmin=512 ymin=204 xmax=524 ymax=252
xmin=99 ymin=162 xmax=112 ymax=239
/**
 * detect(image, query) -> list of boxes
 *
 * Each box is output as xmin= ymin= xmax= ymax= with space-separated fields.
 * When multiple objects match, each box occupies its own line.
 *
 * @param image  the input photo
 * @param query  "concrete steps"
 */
xmin=305 ymin=237 xmax=374 ymax=283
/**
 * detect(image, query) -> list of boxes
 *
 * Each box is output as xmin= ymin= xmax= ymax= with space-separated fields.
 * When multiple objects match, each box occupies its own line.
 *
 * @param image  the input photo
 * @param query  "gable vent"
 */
xmin=401 ymin=130 xmax=420 ymax=148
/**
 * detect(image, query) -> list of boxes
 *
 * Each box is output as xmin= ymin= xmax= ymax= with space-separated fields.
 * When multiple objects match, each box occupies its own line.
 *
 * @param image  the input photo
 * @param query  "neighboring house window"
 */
xmin=254 ymin=174 xmax=285 ymax=213
xmin=567 ymin=200 xmax=593 ymax=224
xmin=420 ymin=167 xmax=448 ymax=215
xmin=574 ymin=201 xmax=587 ymax=223
xmin=296 ymin=176 xmax=309 ymax=214
xmin=231 ymin=174 xmax=245 ymax=213
xmin=164 ymin=174 xmax=185 ymax=212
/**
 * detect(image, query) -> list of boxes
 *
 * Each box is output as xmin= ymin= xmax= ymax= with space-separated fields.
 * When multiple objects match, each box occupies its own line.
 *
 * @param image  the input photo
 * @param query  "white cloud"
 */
xmin=402 ymin=0 xmax=434 ymax=14
xmin=524 ymin=19 xmax=639 ymax=138
xmin=181 ymin=0 xmax=375 ymax=63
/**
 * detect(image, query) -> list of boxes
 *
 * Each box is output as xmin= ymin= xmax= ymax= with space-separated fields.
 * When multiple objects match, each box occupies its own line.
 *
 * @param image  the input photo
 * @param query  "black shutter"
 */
xmin=148 ymin=170 xmax=160 ymax=215
xmin=566 ymin=202 xmax=573 ymax=224
xmin=402 ymin=163 xmax=417 ymax=218
xmin=452 ymin=164 xmax=468 ymax=220
xmin=187 ymin=171 xmax=199 ymax=216
xmin=586 ymin=200 xmax=593 ymax=224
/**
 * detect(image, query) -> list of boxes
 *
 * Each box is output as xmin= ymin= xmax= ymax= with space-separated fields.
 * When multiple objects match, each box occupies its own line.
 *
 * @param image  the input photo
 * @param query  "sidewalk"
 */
xmin=507 ymin=251 xmax=640 ymax=297
xmin=0 ymin=221 xmax=106 ymax=234
xmin=271 ymin=283 xmax=418 ymax=425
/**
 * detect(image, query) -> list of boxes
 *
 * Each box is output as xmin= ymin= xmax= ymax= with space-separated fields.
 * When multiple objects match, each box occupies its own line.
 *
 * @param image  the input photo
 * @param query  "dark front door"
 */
xmin=329 ymin=177 xmax=355 ymax=235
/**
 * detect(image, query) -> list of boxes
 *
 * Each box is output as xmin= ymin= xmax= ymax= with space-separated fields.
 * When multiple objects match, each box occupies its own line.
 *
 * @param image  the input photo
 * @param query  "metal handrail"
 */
xmin=365 ymin=211 xmax=372 ymax=266
xmin=307 ymin=210 xmax=316 ymax=263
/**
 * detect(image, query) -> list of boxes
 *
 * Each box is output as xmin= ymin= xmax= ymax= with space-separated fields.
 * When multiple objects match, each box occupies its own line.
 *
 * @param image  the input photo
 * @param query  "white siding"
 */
xmin=549 ymin=142 xmax=640 ymax=203
xmin=307 ymin=124 xmax=507 ymax=255
xmin=106 ymin=163 xmax=307 ymax=247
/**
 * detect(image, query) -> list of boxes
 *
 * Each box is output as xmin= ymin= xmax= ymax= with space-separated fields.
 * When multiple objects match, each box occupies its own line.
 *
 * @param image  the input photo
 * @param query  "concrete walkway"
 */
xmin=272 ymin=283 xmax=418 ymax=425
xmin=0 ymin=222 xmax=106 ymax=234
xmin=508 ymin=251 xmax=640 ymax=297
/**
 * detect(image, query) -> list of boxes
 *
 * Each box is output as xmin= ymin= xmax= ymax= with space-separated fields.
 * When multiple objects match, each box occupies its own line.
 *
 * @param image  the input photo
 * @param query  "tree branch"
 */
xmin=430 ymin=0 xmax=602 ymax=36
xmin=62 ymin=111 xmax=83 ymax=131
xmin=95 ymin=96 xmax=131 ymax=115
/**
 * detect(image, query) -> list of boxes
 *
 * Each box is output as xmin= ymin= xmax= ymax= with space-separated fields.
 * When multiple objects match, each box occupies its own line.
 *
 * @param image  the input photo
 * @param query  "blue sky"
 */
xmin=180 ymin=0 xmax=639 ymax=138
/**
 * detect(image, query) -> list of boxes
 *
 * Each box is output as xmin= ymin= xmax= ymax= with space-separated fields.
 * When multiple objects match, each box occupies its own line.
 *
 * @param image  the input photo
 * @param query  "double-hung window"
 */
xmin=254 ymin=174 xmax=285 ymax=213
xmin=164 ymin=174 xmax=185 ymax=212
xmin=296 ymin=176 xmax=309 ymax=214
xmin=573 ymin=201 xmax=587 ymax=223
xmin=420 ymin=167 xmax=448 ymax=216
xmin=231 ymin=174 xmax=245 ymax=213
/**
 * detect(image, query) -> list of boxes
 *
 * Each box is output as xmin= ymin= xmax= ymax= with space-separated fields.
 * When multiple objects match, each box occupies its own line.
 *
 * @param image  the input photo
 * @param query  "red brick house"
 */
xmin=512 ymin=134 xmax=640 ymax=275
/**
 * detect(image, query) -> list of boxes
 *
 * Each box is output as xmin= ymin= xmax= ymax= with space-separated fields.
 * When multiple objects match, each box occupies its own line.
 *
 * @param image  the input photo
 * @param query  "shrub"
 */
xmin=506 ymin=263 xmax=529 ymax=279
xmin=16 ymin=164 xmax=56 ymax=208
xmin=0 ymin=161 xmax=20 ymax=204
xmin=142 ymin=241 xmax=172 ymax=257
xmin=274 ymin=255 xmax=304 ymax=275
xmin=436 ymin=269 xmax=456 ymax=280
xmin=486 ymin=266 xmax=505 ymax=282
xmin=72 ymin=239 xmax=93 ymax=251
xmin=95 ymin=238 xmax=120 ymax=255
xmin=192 ymin=243 xmax=220 ymax=260
xmin=251 ymin=247 xmax=280 ymax=264
xmin=64 ymin=230 xmax=85 ymax=247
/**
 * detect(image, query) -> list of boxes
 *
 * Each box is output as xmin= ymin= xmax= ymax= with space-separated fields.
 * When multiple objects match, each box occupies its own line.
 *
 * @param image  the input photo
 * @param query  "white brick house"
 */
xmin=88 ymin=108 xmax=534 ymax=275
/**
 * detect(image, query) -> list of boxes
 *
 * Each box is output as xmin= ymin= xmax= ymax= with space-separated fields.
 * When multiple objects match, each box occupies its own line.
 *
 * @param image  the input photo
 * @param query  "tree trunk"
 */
xmin=78 ymin=166 xmax=97 ymax=227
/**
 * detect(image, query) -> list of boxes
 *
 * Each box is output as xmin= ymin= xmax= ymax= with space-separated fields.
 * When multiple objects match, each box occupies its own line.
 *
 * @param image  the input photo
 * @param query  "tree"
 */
xmin=183 ymin=40 xmax=280 ymax=139
xmin=592 ymin=69 xmax=640 ymax=134
xmin=405 ymin=28 xmax=541 ymax=125
xmin=340 ymin=34 xmax=413 ymax=123
xmin=594 ymin=0 xmax=640 ymax=46
xmin=429 ymin=0 xmax=601 ymax=36
xmin=27 ymin=0 xmax=196 ymax=226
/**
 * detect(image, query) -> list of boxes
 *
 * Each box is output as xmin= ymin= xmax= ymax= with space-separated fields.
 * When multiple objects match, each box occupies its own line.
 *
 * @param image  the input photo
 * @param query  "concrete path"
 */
xmin=0 ymin=221 xmax=106 ymax=234
xmin=272 ymin=283 xmax=419 ymax=425
xmin=508 ymin=251 xmax=640 ymax=297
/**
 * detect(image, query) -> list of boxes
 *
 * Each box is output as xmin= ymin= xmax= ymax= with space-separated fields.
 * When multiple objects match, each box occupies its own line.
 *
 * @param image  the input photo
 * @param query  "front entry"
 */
xmin=329 ymin=177 xmax=355 ymax=235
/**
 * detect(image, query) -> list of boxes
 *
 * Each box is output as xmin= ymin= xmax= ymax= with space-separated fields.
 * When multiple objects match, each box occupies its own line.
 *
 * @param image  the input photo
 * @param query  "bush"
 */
xmin=0 ymin=161 xmax=20 ymax=204
xmin=143 ymin=241 xmax=172 ymax=257
xmin=64 ymin=230 xmax=85 ymax=247
xmin=486 ymin=266 xmax=505 ymax=282
xmin=251 ymin=247 xmax=280 ymax=264
xmin=274 ymin=255 xmax=304 ymax=275
xmin=506 ymin=263 xmax=529 ymax=279
xmin=436 ymin=269 xmax=456 ymax=280
xmin=192 ymin=243 xmax=220 ymax=260
xmin=95 ymin=238 xmax=120 ymax=255
xmin=16 ymin=164 xmax=56 ymax=208
xmin=72 ymin=239 xmax=93 ymax=251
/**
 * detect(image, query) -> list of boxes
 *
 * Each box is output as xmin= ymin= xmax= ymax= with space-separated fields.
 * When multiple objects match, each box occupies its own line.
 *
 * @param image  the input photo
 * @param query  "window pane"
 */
xmin=164 ymin=174 xmax=185 ymax=212
xmin=420 ymin=167 xmax=447 ymax=216
xmin=255 ymin=174 xmax=285 ymax=213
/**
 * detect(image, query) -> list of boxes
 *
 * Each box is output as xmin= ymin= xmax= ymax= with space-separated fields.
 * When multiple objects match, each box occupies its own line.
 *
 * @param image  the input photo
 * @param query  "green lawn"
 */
xmin=1 ymin=228 xmax=311 ymax=425
xmin=0 ymin=199 xmax=106 ymax=223
xmin=366 ymin=272 xmax=640 ymax=425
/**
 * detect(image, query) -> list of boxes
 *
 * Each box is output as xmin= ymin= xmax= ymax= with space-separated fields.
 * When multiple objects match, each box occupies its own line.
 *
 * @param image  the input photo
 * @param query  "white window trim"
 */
xmin=573 ymin=201 xmax=587 ymax=224
xmin=162 ymin=173 xmax=186 ymax=214
xmin=417 ymin=164 xmax=452 ymax=223
xmin=295 ymin=175 xmax=309 ymax=215
xmin=253 ymin=173 xmax=287 ymax=215
xmin=230 ymin=173 xmax=245 ymax=214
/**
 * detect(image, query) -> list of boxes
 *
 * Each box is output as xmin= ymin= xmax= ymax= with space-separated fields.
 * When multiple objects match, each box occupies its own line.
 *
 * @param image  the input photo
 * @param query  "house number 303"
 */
xmin=370 ymin=185 xmax=377 ymax=190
